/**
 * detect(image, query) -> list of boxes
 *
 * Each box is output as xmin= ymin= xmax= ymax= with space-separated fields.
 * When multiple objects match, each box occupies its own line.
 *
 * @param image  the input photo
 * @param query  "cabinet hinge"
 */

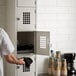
xmin=34 ymin=72 xmax=36 ymax=76
xmin=35 ymin=0 xmax=36 ymax=5
xmin=35 ymin=9 xmax=36 ymax=13
xmin=34 ymin=56 xmax=36 ymax=61
xmin=35 ymin=24 xmax=36 ymax=29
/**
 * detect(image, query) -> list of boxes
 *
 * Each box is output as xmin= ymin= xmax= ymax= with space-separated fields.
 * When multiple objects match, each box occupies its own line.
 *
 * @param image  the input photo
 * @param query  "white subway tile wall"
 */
xmin=37 ymin=0 xmax=76 ymax=53
xmin=0 ymin=0 xmax=5 ymax=28
xmin=51 ymin=0 xmax=76 ymax=53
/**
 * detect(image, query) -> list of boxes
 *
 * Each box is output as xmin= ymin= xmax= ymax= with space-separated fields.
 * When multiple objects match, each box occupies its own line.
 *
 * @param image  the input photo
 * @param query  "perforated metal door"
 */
xmin=35 ymin=31 xmax=50 ymax=55
xmin=17 ymin=54 xmax=35 ymax=76
xmin=17 ymin=8 xmax=35 ymax=31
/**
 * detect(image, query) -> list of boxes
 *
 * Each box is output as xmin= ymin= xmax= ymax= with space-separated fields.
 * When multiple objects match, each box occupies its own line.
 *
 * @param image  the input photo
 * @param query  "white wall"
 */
xmin=37 ymin=0 xmax=76 ymax=53
xmin=51 ymin=0 xmax=76 ymax=53
xmin=0 ymin=0 xmax=6 ymax=28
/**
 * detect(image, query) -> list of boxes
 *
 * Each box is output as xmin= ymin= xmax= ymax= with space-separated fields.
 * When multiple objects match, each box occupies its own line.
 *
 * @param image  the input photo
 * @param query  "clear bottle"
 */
xmin=48 ymin=57 xmax=54 ymax=76
xmin=61 ymin=59 xmax=67 ymax=76
xmin=54 ymin=59 xmax=61 ymax=76
xmin=55 ymin=51 xmax=61 ymax=68
xmin=48 ymin=50 xmax=55 ymax=75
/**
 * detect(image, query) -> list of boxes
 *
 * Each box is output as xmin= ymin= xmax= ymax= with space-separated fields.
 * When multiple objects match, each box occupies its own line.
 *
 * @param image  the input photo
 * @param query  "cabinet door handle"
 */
xmin=17 ymin=18 xmax=20 ymax=20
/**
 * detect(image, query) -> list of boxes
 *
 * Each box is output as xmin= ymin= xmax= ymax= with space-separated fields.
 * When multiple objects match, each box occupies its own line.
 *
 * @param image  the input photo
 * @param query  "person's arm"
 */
xmin=0 ymin=29 xmax=25 ymax=65
xmin=4 ymin=54 xmax=25 ymax=65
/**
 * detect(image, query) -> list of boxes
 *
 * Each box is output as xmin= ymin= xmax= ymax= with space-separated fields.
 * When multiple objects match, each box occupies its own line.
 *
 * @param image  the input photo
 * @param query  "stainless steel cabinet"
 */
xmin=17 ymin=54 xmax=35 ymax=76
xmin=17 ymin=31 xmax=50 ymax=55
xmin=5 ymin=0 xmax=50 ymax=76
xmin=17 ymin=0 xmax=35 ymax=7
xmin=17 ymin=8 xmax=35 ymax=31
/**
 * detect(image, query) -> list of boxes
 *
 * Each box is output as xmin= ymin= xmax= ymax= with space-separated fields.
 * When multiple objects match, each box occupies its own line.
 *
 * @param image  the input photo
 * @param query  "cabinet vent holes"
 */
xmin=23 ymin=12 xmax=30 ymax=24
xmin=23 ymin=64 xmax=30 ymax=72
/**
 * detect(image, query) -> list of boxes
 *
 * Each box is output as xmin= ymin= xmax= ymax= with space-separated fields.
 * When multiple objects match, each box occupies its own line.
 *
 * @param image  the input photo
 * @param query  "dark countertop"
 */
xmin=38 ymin=73 xmax=49 ymax=76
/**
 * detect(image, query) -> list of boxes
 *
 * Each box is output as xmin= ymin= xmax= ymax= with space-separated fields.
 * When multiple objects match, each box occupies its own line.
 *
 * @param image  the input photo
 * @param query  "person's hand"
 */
xmin=17 ymin=58 xmax=25 ymax=65
xmin=4 ymin=54 xmax=25 ymax=65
